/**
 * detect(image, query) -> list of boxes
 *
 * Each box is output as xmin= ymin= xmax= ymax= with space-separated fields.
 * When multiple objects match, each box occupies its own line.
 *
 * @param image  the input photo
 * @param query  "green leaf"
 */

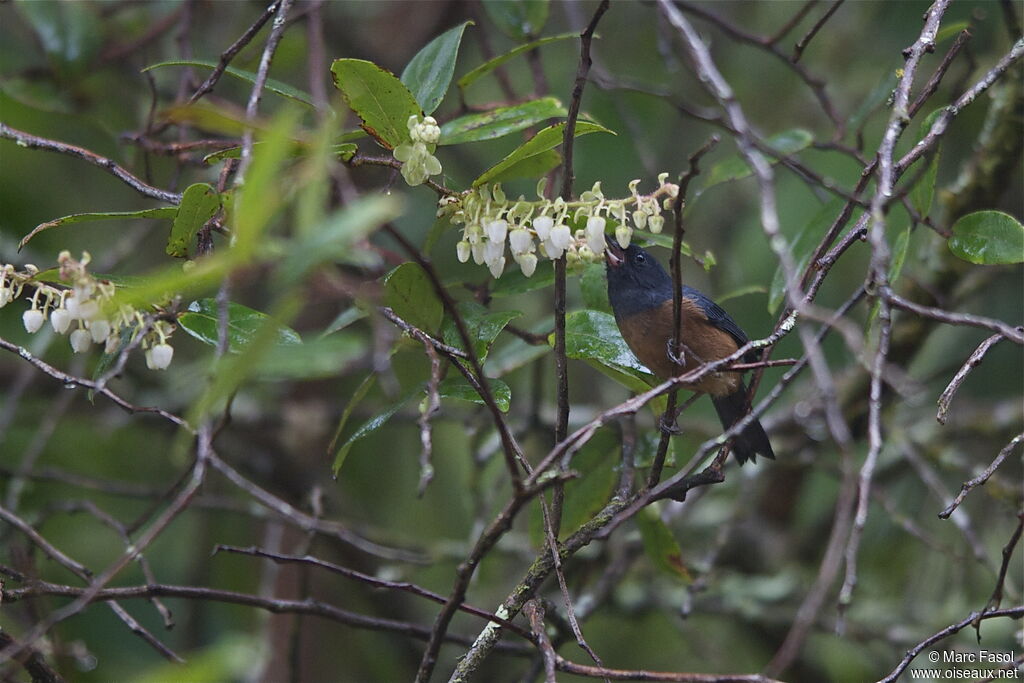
xmin=909 ymin=108 xmax=944 ymax=219
xmin=331 ymin=59 xmax=422 ymax=150
xmin=439 ymin=97 xmax=567 ymax=145
xmin=769 ymin=199 xmax=847 ymax=314
xmin=277 ymin=196 xmax=401 ymax=286
xmin=178 ymin=299 xmax=302 ymax=353
xmin=441 ymin=302 xmax=521 ymax=362
xmin=948 ymin=211 xmax=1024 ymax=265
xmin=472 ymin=121 xmax=614 ymax=187
xmin=580 ymin=263 xmax=611 ymax=313
xmin=636 ymin=508 xmax=692 ymax=583
xmin=384 ymin=263 xmax=444 ymax=334
xmin=332 ymin=384 xmax=420 ymax=475
xmin=401 ymin=21 xmax=472 ymax=115
xmin=935 ymin=21 xmax=969 ymax=44
xmin=559 ymin=309 xmax=653 ymax=382
xmin=482 ymin=0 xmax=550 ymax=41
xmin=848 ymin=70 xmax=898 ymax=132
xmin=715 ymin=284 xmax=767 ymax=304
xmin=458 ymin=32 xmax=577 ymax=92
xmin=166 ymin=183 xmax=220 ymax=258
xmin=321 ymin=306 xmax=368 ymax=337
xmin=256 ymin=335 xmax=363 ymax=380
xmin=485 ymin=149 xmax=561 ymax=185
xmin=701 ymin=129 xmax=814 ymax=192
xmin=20 ymin=208 xmax=177 ymax=250
xmin=329 ymin=373 xmax=376 ymax=474
xmin=489 ymin=259 xmax=555 ymax=297
xmin=437 ymin=376 xmax=512 ymax=412
xmin=161 ymin=103 xmax=256 ymax=137
xmin=142 ymin=59 xmax=314 ymax=107
xmin=557 ymin=430 xmax=618 ymax=536
xmin=203 ymin=142 xmax=357 ymax=165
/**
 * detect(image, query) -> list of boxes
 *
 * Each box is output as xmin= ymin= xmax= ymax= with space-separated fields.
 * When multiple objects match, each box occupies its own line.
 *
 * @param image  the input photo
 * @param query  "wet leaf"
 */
xmin=178 ymin=299 xmax=301 ymax=353
xmin=948 ymin=211 xmax=1024 ymax=265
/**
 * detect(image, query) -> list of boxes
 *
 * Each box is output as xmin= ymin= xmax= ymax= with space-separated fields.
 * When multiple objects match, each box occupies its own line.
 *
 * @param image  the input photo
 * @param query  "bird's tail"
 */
xmin=711 ymin=384 xmax=775 ymax=465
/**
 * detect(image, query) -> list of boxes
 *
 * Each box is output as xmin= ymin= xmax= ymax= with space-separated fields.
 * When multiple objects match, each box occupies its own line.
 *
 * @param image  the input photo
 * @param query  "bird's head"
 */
xmin=604 ymin=235 xmax=673 ymax=315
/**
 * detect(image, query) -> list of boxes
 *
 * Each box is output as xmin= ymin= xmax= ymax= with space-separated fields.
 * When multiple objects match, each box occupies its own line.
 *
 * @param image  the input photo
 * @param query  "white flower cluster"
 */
xmin=438 ymin=174 xmax=680 ymax=279
xmin=0 ymin=252 xmax=176 ymax=370
xmin=393 ymin=115 xmax=442 ymax=186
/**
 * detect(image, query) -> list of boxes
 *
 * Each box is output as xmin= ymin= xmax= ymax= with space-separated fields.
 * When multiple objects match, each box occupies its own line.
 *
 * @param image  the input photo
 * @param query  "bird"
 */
xmin=604 ymin=237 xmax=774 ymax=464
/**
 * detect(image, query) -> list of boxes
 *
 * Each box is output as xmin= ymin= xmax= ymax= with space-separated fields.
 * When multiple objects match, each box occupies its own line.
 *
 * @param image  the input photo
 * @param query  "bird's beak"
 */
xmin=605 ymin=234 xmax=625 ymax=268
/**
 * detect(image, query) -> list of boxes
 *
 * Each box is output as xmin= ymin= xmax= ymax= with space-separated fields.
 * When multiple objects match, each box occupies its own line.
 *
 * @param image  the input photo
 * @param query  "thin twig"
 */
xmin=936 ymin=333 xmax=1005 ymax=424
xmin=0 ymin=124 xmax=181 ymax=204
xmin=938 ymin=432 xmax=1024 ymax=519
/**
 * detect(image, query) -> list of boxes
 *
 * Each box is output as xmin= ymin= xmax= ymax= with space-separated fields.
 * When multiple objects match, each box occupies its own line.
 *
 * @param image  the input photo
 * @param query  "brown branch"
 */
xmin=0 ymin=336 xmax=191 ymax=431
xmin=0 ymin=123 xmax=182 ymax=204
xmin=936 ymin=333 xmax=1006 ymax=424
xmin=791 ymin=0 xmax=844 ymax=62
xmin=885 ymin=292 xmax=1024 ymax=345
xmin=938 ymin=432 xmax=1024 ymax=519
xmin=876 ymin=607 xmax=1024 ymax=683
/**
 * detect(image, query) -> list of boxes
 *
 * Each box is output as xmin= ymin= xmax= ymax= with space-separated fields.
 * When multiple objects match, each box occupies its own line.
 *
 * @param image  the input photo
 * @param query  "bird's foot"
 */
xmin=666 ymin=338 xmax=686 ymax=367
xmin=658 ymin=414 xmax=682 ymax=436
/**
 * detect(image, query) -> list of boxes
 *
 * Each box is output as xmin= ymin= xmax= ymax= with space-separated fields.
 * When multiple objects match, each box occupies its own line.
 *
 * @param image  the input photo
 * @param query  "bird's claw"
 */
xmin=666 ymin=338 xmax=685 ymax=366
xmin=659 ymin=414 xmax=682 ymax=436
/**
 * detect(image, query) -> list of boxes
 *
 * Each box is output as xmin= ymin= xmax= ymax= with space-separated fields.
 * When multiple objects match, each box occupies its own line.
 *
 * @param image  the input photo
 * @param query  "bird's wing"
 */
xmin=681 ymin=285 xmax=750 ymax=348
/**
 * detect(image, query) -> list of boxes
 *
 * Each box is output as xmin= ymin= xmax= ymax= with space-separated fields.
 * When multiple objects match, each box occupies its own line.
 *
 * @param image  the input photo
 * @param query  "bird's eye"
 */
xmin=634 ymin=253 xmax=646 ymax=264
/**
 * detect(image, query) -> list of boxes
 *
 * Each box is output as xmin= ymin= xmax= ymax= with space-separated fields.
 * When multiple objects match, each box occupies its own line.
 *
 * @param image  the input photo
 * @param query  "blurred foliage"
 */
xmin=0 ymin=1 xmax=1021 ymax=682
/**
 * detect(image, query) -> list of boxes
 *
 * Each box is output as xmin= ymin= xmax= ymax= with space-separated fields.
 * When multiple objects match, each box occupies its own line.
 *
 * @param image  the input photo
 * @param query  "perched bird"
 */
xmin=605 ymin=238 xmax=774 ymax=464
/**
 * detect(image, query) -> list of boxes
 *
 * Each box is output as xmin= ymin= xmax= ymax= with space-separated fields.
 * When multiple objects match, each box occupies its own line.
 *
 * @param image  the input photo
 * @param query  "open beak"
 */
xmin=605 ymin=233 xmax=625 ymax=268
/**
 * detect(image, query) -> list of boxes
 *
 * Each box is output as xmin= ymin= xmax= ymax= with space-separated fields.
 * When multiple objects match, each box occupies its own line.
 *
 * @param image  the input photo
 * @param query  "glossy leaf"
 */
xmin=558 ymin=310 xmax=655 ymax=395
xmin=439 ymin=97 xmax=566 ymax=145
xmin=458 ymin=32 xmax=576 ymax=92
xmin=948 ymin=211 xmax=1024 ymax=265
xmin=331 ymin=59 xmax=422 ymax=150
xmin=384 ymin=263 xmax=444 ymax=334
xmin=437 ymin=376 xmax=512 ymax=412
xmin=166 ymin=183 xmax=220 ymax=258
xmin=484 ymin=148 xmax=561 ymax=185
xmin=20 ymin=208 xmax=176 ymax=250
xmin=329 ymin=373 xmax=376 ymax=474
xmin=333 ymin=383 xmax=419 ymax=475
xmin=401 ymin=21 xmax=472 ymax=115
xmin=473 ymin=121 xmax=614 ymax=187
xmin=177 ymin=299 xmax=302 ymax=353
xmin=701 ymin=129 xmax=814 ymax=191
xmin=481 ymin=0 xmax=550 ymax=41
xmin=143 ymin=59 xmax=314 ymax=107
xmin=579 ymin=263 xmax=611 ymax=313
xmin=441 ymin=302 xmax=521 ymax=362
xmin=769 ymin=199 xmax=846 ymax=314
xmin=935 ymin=21 xmax=969 ymax=44
xmin=636 ymin=508 xmax=692 ymax=583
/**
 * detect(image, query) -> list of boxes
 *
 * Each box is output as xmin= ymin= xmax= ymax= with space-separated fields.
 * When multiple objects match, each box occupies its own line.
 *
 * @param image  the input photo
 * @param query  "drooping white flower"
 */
xmin=508 ymin=228 xmax=533 ymax=255
xmin=471 ymin=243 xmax=486 ymax=265
xmin=487 ymin=256 xmax=506 ymax=279
xmin=549 ymin=223 xmax=572 ymax=251
xmin=0 ymin=287 xmax=11 ymax=309
xmin=585 ymin=215 xmax=607 ymax=254
xmin=648 ymin=214 xmax=665 ymax=234
xmin=484 ymin=219 xmax=508 ymax=244
xmin=50 ymin=307 xmax=71 ymax=334
xmin=89 ymin=319 xmax=112 ymax=344
xmin=70 ymin=328 xmax=92 ymax=353
xmin=23 ymin=308 xmax=44 ymax=334
xmin=148 ymin=343 xmax=174 ymax=370
xmin=518 ymin=253 xmax=538 ymax=277
xmin=532 ymin=215 xmax=554 ymax=241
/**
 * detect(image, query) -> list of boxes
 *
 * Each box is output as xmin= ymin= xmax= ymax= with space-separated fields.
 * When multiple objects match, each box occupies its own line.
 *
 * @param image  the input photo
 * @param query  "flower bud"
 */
xmin=615 ymin=225 xmax=633 ymax=249
xmin=70 ymin=328 xmax=92 ymax=353
xmin=632 ymin=210 xmax=647 ymax=229
xmin=50 ymin=307 xmax=71 ymax=334
xmin=456 ymin=240 xmax=471 ymax=263
xmin=484 ymin=219 xmax=508 ymax=244
xmin=532 ymin=215 xmax=553 ymax=241
xmin=0 ymin=287 xmax=11 ymax=309
xmin=148 ymin=343 xmax=174 ymax=370
xmin=487 ymin=256 xmax=506 ymax=279
xmin=648 ymin=214 xmax=665 ymax=234
xmin=23 ymin=309 xmax=44 ymax=334
xmin=518 ymin=253 xmax=538 ymax=277
xmin=466 ymin=224 xmax=483 ymax=245
xmin=508 ymin=228 xmax=533 ymax=255
xmin=585 ymin=216 xmax=607 ymax=254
